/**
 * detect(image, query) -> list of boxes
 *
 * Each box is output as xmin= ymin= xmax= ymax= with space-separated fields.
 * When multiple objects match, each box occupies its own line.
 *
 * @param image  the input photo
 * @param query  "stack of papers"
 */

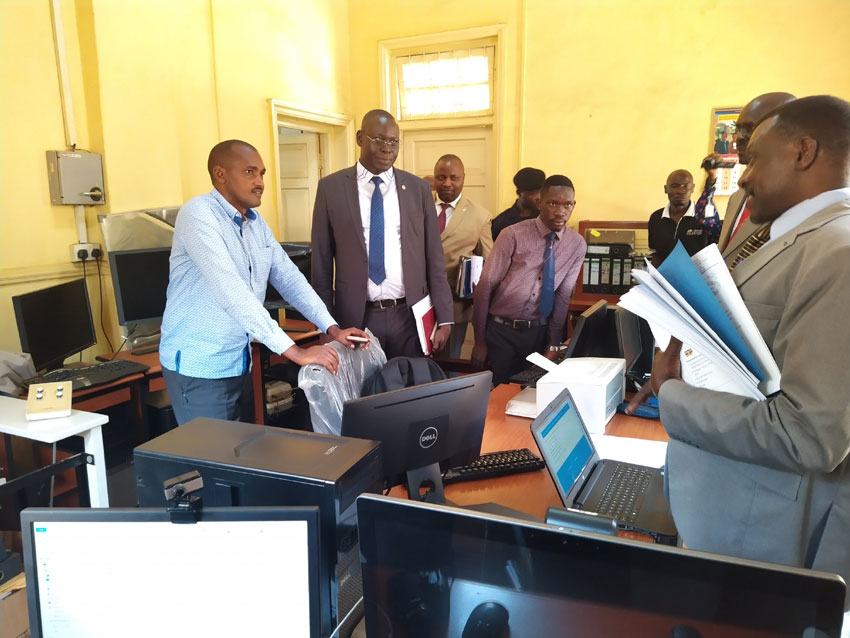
xmin=617 ymin=242 xmax=780 ymax=400
xmin=456 ymin=255 xmax=484 ymax=299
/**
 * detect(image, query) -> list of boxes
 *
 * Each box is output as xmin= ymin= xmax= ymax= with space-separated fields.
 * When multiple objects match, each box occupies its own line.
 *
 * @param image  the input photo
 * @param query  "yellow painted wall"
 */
xmin=348 ymin=0 xmax=850 ymax=222
xmin=0 ymin=0 xmax=352 ymax=357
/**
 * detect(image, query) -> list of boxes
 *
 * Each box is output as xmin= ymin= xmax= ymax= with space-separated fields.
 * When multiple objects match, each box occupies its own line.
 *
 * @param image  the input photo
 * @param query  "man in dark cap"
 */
xmin=491 ymin=167 xmax=546 ymax=241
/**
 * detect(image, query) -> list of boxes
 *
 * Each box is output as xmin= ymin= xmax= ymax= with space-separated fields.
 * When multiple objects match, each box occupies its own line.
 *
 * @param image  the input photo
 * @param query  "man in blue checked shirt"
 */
xmin=159 ymin=140 xmax=369 ymax=425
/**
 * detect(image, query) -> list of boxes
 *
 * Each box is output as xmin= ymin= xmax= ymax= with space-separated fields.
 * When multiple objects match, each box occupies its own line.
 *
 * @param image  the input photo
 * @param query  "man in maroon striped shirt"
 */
xmin=472 ymin=175 xmax=586 ymax=384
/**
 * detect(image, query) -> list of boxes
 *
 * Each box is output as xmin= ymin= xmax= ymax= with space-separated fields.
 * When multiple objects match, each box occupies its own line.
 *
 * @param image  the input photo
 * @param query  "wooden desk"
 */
xmin=394 ymin=384 xmax=667 ymax=521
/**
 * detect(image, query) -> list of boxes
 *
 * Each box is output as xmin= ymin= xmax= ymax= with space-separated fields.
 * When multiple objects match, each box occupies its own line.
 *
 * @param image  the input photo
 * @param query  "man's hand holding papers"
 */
xmin=618 ymin=242 xmax=781 ymax=400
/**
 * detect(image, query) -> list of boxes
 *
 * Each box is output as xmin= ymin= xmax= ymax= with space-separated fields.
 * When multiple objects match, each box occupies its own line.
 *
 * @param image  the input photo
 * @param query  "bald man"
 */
xmin=718 ymin=92 xmax=796 ymax=266
xmin=160 ymin=140 xmax=367 ymax=425
xmin=311 ymin=110 xmax=454 ymax=359
xmin=647 ymin=166 xmax=720 ymax=267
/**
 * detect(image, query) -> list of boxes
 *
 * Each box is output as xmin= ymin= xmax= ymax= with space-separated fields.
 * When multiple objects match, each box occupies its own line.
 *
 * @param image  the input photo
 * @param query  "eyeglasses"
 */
xmin=365 ymin=134 xmax=400 ymax=149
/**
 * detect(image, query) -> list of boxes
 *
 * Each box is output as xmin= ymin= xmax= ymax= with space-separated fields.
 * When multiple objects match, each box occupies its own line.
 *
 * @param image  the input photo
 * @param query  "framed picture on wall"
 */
xmin=710 ymin=106 xmax=743 ymax=195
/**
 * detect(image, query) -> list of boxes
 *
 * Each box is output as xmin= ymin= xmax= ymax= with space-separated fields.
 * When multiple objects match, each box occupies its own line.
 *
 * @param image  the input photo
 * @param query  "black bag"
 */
xmin=360 ymin=357 xmax=447 ymax=396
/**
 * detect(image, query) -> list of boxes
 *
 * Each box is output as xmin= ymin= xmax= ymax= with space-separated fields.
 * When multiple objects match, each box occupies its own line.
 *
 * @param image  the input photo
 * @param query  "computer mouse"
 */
xmin=462 ymin=601 xmax=509 ymax=638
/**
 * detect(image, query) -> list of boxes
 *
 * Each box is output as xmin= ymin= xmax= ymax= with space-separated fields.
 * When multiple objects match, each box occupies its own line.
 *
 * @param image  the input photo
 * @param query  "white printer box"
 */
xmin=536 ymin=357 xmax=625 ymax=433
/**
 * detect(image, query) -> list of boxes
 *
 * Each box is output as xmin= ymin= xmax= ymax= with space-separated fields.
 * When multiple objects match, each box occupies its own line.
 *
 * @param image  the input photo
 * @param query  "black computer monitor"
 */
xmin=12 ymin=279 xmax=96 ymax=372
xmin=564 ymin=299 xmax=619 ymax=359
xmin=264 ymin=242 xmax=312 ymax=314
xmin=341 ymin=371 xmax=493 ymax=503
xmin=21 ymin=505 xmax=322 ymax=637
xmin=356 ymin=494 xmax=847 ymax=638
xmin=615 ymin=307 xmax=655 ymax=388
xmin=108 ymin=247 xmax=172 ymax=327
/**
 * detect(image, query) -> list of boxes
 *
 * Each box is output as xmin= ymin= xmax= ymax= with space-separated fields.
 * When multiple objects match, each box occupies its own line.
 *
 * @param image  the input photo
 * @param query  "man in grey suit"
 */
xmin=311 ymin=109 xmax=454 ymax=359
xmin=717 ymin=92 xmax=796 ymax=266
xmin=651 ymin=95 xmax=850 ymax=613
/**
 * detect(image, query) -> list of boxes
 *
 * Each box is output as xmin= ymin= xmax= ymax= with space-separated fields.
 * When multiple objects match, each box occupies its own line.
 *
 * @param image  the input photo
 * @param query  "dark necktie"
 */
xmin=438 ymin=203 xmax=449 ymax=233
xmin=368 ymin=176 xmax=385 ymax=285
xmin=730 ymin=225 xmax=770 ymax=271
xmin=540 ymin=232 xmax=556 ymax=317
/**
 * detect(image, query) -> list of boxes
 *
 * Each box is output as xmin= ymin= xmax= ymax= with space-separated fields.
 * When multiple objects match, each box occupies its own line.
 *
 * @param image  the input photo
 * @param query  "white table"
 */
xmin=0 ymin=395 xmax=109 ymax=507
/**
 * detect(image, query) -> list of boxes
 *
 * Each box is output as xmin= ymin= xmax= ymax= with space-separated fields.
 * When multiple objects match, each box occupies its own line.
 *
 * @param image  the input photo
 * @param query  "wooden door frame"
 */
xmin=268 ymin=100 xmax=355 ymax=240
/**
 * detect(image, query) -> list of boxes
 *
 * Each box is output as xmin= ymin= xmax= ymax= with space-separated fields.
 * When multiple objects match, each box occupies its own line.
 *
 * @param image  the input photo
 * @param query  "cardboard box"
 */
xmin=0 ymin=573 xmax=29 ymax=638
xmin=536 ymin=358 xmax=625 ymax=433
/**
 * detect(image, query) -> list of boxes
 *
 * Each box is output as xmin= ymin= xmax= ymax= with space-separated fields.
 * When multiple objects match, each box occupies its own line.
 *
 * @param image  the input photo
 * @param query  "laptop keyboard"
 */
xmin=595 ymin=464 xmax=654 ymax=523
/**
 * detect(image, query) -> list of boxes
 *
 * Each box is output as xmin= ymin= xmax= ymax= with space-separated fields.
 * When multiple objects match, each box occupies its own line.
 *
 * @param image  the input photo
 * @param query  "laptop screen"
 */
xmin=21 ymin=506 xmax=322 ymax=638
xmin=532 ymin=390 xmax=597 ymax=502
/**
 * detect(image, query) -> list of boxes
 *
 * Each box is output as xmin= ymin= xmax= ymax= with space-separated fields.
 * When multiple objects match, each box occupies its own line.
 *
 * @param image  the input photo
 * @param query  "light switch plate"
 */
xmin=26 ymin=382 xmax=72 ymax=421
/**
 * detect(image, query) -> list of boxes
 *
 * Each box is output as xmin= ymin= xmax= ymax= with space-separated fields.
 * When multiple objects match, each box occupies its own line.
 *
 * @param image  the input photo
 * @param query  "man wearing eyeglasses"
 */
xmin=311 ymin=109 xmax=454 ymax=359
xmin=472 ymin=175 xmax=586 ymax=384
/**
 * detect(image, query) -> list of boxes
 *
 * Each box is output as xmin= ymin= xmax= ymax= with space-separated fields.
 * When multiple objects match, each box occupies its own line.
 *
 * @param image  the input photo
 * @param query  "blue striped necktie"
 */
xmin=368 ymin=176 xmax=385 ymax=285
xmin=540 ymin=232 xmax=556 ymax=317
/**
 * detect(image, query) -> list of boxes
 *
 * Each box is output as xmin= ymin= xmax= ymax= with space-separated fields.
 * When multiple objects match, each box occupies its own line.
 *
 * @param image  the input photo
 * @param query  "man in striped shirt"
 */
xmin=472 ymin=175 xmax=586 ymax=384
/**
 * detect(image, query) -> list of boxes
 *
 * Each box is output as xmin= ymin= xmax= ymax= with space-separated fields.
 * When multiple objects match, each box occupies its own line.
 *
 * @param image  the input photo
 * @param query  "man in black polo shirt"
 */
xmin=647 ymin=164 xmax=720 ymax=266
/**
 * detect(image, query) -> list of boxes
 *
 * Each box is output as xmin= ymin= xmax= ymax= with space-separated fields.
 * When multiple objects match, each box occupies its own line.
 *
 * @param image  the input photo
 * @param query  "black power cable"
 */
xmin=91 ymin=248 xmax=115 ymax=353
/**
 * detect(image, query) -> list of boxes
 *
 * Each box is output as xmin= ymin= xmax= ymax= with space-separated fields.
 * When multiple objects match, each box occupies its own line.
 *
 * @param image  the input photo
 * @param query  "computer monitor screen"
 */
xmin=341 ymin=371 xmax=492 ymax=488
xmin=108 ymin=247 xmax=172 ymax=326
xmin=265 ymin=242 xmax=312 ymax=309
xmin=615 ymin=307 xmax=642 ymax=371
xmin=564 ymin=299 xmax=619 ymax=359
xmin=21 ymin=506 xmax=322 ymax=638
xmin=356 ymin=494 xmax=847 ymax=638
xmin=12 ymin=279 xmax=96 ymax=372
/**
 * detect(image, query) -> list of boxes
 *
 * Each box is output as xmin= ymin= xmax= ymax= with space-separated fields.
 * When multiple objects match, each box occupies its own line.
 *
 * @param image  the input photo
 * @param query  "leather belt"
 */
xmin=491 ymin=315 xmax=548 ymax=329
xmin=367 ymin=297 xmax=406 ymax=309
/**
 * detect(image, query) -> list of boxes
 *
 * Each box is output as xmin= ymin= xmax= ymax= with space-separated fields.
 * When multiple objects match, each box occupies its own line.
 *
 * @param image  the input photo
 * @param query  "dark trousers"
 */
xmin=162 ymin=367 xmax=253 ymax=426
xmin=364 ymin=303 xmax=422 ymax=359
xmin=485 ymin=317 xmax=548 ymax=385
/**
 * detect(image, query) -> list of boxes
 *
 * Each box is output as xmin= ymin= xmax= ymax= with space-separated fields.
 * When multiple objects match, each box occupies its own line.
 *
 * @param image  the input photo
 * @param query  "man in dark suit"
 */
xmin=311 ymin=109 xmax=454 ymax=359
xmin=652 ymin=95 xmax=850 ymax=615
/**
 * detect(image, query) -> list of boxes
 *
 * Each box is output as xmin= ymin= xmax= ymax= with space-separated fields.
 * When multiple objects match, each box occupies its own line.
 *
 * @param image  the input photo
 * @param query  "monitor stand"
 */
xmin=405 ymin=463 xmax=446 ymax=504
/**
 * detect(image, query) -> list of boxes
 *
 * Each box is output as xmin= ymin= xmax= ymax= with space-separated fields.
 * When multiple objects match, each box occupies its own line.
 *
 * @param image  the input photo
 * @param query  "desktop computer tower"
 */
xmin=134 ymin=418 xmax=382 ymax=638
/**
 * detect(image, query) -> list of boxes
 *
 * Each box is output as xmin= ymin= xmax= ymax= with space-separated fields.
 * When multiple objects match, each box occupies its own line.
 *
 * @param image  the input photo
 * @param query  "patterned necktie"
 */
xmin=438 ymin=203 xmax=449 ymax=233
xmin=540 ymin=232 xmax=556 ymax=317
xmin=368 ymin=176 xmax=385 ymax=285
xmin=730 ymin=225 xmax=770 ymax=270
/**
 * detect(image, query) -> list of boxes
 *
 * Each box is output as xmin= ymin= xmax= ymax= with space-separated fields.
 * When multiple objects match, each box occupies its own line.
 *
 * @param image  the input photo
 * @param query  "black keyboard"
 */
xmin=594 ymin=464 xmax=654 ymax=523
xmin=24 ymin=359 xmax=150 ymax=392
xmin=443 ymin=448 xmax=545 ymax=484
xmin=508 ymin=349 xmax=569 ymax=388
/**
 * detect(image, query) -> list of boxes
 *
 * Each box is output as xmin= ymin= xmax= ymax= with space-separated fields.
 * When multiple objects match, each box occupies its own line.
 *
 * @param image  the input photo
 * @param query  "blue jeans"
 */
xmin=162 ymin=367 xmax=253 ymax=425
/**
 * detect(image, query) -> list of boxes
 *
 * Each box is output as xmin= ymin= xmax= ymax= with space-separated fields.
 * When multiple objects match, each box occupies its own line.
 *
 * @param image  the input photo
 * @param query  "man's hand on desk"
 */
xmin=327 ymin=325 xmax=370 ymax=350
xmin=430 ymin=325 xmax=452 ymax=353
xmin=650 ymin=338 xmax=683 ymax=397
xmin=470 ymin=342 xmax=488 ymax=370
xmin=283 ymin=344 xmax=340 ymax=374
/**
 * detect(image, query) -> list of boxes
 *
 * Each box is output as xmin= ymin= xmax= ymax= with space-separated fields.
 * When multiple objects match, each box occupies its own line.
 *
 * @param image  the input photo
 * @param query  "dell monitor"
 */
xmin=108 ymin=247 xmax=172 ymax=327
xmin=341 ymin=371 xmax=493 ymax=503
xmin=12 ymin=279 xmax=96 ymax=372
xmin=356 ymin=494 xmax=847 ymax=638
xmin=21 ymin=505 xmax=322 ymax=637
xmin=565 ymin=299 xmax=620 ymax=359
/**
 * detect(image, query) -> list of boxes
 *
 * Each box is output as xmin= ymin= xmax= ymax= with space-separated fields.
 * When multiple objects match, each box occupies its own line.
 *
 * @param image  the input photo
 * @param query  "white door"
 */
xmin=278 ymin=129 xmax=321 ymax=241
xmin=400 ymin=126 xmax=495 ymax=214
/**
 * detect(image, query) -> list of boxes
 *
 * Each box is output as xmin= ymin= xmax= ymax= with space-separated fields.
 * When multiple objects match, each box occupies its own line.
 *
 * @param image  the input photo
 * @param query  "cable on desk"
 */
xmin=94 ymin=254 xmax=114 ymax=353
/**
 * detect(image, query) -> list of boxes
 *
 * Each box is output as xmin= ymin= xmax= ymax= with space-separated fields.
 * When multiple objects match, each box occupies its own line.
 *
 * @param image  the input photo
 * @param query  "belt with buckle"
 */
xmin=491 ymin=315 xmax=548 ymax=329
xmin=367 ymin=297 xmax=406 ymax=309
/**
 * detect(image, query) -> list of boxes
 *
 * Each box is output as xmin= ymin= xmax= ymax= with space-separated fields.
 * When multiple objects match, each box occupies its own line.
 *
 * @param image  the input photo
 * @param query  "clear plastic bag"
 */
xmin=297 ymin=329 xmax=387 ymax=435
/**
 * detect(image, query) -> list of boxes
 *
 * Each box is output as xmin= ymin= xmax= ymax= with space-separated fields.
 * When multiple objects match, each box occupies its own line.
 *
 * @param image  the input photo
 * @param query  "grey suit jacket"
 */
xmin=659 ymin=198 xmax=850 ymax=609
xmin=440 ymin=195 xmax=493 ymax=323
xmin=311 ymin=166 xmax=454 ymax=329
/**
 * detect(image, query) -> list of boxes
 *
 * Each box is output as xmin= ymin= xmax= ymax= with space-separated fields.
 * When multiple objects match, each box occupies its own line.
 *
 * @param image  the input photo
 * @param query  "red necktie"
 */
xmin=438 ymin=203 xmax=449 ymax=233
xmin=730 ymin=205 xmax=750 ymax=240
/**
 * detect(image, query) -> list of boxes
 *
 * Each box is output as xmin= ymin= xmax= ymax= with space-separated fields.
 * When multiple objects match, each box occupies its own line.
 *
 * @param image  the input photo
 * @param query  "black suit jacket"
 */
xmin=311 ymin=165 xmax=453 ymax=329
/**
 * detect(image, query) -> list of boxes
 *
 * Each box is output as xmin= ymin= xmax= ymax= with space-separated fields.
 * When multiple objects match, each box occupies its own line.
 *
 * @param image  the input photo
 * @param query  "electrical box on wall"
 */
xmin=46 ymin=150 xmax=106 ymax=205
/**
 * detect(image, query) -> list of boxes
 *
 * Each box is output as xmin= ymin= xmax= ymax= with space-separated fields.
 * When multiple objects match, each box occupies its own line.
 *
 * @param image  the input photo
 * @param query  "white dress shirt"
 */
xmin=435 ymin=192 xmax=462 ymax=228
xmin=765 ymin=187 xmax=850 ymax=247
xmin=356 ymin=161 xmax=405 ymax=301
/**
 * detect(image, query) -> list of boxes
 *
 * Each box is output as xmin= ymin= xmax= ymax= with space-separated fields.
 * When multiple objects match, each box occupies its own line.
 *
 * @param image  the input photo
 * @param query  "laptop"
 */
xmin=530 ymin=388 xmax=678 ymax=544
